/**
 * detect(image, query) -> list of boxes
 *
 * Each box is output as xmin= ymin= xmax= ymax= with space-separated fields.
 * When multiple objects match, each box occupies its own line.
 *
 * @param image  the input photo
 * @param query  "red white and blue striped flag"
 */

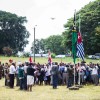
xmin=77 ymin=32 xmax=84 ymax=60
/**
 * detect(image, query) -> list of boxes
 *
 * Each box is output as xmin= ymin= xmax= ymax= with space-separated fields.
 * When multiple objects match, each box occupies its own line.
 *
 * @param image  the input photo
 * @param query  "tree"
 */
xmin=39 ymin=39 xmax=47 ymax=53
xmin=31 ymin=35 xmax=65 ymax=55
xmin=63 ymin=0 xmax=100 ymax=55
xmin=43 ymin=35 xmax=65 ymax=55
xmin=46 ymin=35 xmax=65 ymax=54
xmin=31 ymin=39 xmax=40 ymax=54
xmin=0 ymin=11 xmax=30 ymax=54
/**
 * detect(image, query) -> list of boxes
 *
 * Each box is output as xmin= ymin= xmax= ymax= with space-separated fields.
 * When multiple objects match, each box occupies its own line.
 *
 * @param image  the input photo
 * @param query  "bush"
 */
xmin=3 ymin=47 xmax=12 ymax=56
xmin=23 ymin=52 xmax=30 ymax=57
xmin=51 ymin=53 xmax=56 ymax=58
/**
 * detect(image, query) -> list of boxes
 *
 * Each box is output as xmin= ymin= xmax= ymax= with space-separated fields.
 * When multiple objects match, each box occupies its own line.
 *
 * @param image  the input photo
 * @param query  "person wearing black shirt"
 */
xmin=27 ymin=63 xmax=35 ymax=91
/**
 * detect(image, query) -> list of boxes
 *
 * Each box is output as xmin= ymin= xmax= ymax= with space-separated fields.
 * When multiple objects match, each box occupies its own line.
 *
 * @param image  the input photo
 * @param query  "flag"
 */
xmin=29 ymin=56 xmax=33 ymax=63
xmin=72 ymin=30 xmax=77 ymax=64
xmin=72 ymin=12 xmax=77 ymax=64
xmin=48 ymin=50 xmax=52 ymax=65
xmin=77 ymin=32 xmax=84 ymax=60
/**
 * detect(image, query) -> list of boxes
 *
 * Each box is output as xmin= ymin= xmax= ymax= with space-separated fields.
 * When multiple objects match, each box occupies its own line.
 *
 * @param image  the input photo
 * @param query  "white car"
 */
xmin=88 ymin=55 xmax=95 ymax=59
xmin=94 ymin=53 xmax=100 ymax=59
xmin=88 ymin=53 xmax=100 ymax=59
xmin=55 ymin=55 xmax=65 ymax=58
xmin=94 ymin=56 xmax=100 ymax=59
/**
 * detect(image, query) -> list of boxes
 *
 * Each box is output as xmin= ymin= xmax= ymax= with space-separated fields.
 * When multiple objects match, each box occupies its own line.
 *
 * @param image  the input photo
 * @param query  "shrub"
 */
xmin=51 ymin=53 xmax=56 ymax=58
xmin=3 ymin=47 xmax=12 ymax=56
xmin=23 ymin=52 xmax=30 ymax=57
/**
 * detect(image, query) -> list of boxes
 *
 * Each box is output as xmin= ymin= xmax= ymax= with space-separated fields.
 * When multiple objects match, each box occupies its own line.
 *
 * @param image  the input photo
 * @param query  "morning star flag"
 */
xmin=72 ymin=29 xmax=77 ymax=64
xmin=72 ymin=12 xmax=77 ymax=64
xmin=48 ymin=50 xmax=52 ymax=65
xmin=77 ymin=32 xmax=84 ymax=60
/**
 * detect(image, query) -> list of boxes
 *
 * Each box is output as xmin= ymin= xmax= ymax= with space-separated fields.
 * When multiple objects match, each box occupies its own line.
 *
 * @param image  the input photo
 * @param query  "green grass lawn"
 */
xmin=0 ymin=56 xmax=100 ymax=64
xmin=0 ymin=56 xmax=100 ymax=100
xmin=0 ymin=78 xmax=100 ymax=100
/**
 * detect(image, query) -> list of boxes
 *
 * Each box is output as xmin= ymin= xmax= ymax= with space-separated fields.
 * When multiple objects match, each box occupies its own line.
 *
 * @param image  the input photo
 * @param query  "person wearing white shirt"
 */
xmin=77 ymin=64 xmax=86 ymax=85
xmin=9 ymin=63 xmax=16 ymax=88
xmin=45 ymin=65 xmax=51 ymax=85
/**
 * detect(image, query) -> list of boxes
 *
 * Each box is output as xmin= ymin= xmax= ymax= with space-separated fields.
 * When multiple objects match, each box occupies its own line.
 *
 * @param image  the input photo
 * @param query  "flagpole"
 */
xmin=79 ymin=14 xmax=81 ymax=33
xmin=78 ymin=14 xmax=81 ymax=85
xmin=78 ymin=63 xmax=81 ymax=85
xmin=69 ymin=10 xmax=79 ymax=90
xmin=74 ymin=63 xmax=76 ymax=86
xmin=73 ymin=9 xmax=76 ymax=86
xmin=34 ymin=27 xmax=35 ymax=62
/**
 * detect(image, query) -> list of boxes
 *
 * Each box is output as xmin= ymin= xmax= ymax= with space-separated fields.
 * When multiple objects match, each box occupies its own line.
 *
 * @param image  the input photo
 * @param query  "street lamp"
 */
xmin=33 ymin=25 xmax=37 ymax=62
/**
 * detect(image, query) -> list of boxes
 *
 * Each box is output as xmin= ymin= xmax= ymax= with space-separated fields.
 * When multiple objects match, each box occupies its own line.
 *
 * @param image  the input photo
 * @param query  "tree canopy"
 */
xmin=63 ymin=0 xmax=100 ymax=55
xmin=0 ymin=11 xmax=30 ymax=54
xmin=31 ymin=35 xmax=65 ymax=55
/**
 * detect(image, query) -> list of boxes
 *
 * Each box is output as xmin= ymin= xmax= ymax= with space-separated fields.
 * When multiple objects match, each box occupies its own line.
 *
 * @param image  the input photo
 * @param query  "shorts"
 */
xmin=27 ymin=75 xmax=34 ymax=85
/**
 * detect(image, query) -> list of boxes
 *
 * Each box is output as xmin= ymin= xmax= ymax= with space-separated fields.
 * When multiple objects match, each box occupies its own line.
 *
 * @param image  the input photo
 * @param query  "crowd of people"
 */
xmin=0 ymin=61 xmax=100 ymax=91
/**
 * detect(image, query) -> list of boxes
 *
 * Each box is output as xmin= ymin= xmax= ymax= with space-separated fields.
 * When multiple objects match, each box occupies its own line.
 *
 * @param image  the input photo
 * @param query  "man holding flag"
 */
xmin=48 ymin=50 xmax=52 ymax=66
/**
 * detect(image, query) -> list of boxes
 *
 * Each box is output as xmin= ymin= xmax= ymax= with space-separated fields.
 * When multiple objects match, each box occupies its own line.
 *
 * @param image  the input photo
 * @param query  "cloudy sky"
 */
xmin=0 ymin=0 xmax=95 ymax=51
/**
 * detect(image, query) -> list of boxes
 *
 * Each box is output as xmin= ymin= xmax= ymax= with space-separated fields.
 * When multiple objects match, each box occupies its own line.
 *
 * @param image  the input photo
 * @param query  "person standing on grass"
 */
xmin=67 ymin=65 xmax=74 ymax=88
xmin=18 ymin=64 xmax=24 ymax=90
xmin=51 ymin=62 xmax=59 ymax=89
xmin=97 ymin=63 xmax=100 ymax=84
xmin=45 ymin=65 xmax=51 ymax=85
xmin=23 ymin=62 xmax=28 ymax=90
xmin=9 ymin=63 xmax=16 ymax=88
xmin=4 ymin=63 xmax=9 ymax=86
xmin=62 ymin=63 xmax=68 ymax=85
xmin=27 ymin=63 xmax=35 ymax=91
xmin=39 ymin=67 xmax=45 ymax=85
xmin=16 ymin=62 xmax=20 ymax=86
xmin=0 ymin=62 xmax=3 ymax=79
xmin=91 ymin=64 xmax=99 ymax=86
